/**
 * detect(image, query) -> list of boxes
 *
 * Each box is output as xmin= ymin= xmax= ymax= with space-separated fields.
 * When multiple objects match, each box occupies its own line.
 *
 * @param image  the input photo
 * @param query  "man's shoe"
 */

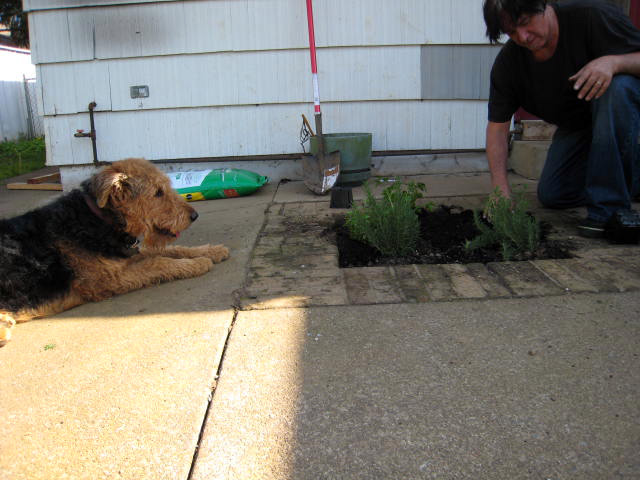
xmin=577 ymin=217 xmax=606 ymax=238
xmin=606 ymin=209 xmax=640 ymax=244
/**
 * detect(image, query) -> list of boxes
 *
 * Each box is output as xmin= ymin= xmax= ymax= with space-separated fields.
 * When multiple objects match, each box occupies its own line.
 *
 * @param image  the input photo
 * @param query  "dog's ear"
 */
xmin=91 ymin=167 xmax=130 ymax=208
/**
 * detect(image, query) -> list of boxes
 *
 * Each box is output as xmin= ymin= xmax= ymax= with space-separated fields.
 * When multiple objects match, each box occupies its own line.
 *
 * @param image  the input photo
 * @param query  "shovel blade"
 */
xmin=302 ymin=151 xmax=341 ymax=195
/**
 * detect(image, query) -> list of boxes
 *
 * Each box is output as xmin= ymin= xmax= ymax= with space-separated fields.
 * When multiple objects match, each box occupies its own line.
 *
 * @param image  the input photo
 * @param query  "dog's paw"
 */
xmin=186 ymin=257 xmax=215 ymax=276
xmin=0 ymin=327 xmax=10 ymax=347
xmin=200 ymin=244 xmax=230 ymax=263
xmin=0 ymin=314 xmax=16 ymax=347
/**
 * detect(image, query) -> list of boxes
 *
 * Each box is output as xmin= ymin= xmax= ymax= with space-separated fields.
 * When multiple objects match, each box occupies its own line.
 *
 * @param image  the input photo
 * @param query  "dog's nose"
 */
xmin=190 ymin=210 xmax=199 ymax=222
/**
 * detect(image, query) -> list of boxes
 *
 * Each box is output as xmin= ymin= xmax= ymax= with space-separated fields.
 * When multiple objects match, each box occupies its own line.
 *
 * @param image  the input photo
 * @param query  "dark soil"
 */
xmin=330 ymin=205 xmax=575 ymax=268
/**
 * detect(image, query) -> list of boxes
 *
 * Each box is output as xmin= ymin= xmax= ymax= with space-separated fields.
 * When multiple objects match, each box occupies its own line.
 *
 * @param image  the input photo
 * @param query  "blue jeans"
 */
xmin=537 ymin=74 xmax=640 ymax=222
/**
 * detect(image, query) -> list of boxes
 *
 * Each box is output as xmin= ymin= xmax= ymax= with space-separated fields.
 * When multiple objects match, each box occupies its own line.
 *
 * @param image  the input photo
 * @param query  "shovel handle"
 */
xmin=302 ymin=114 xmax=315 ymax=136
xmin=314 ymin=113 xmax=323 ymax=140
xmin=314 ymin=113 xmax=325 ymax=157
xmin=306 ymin=0 xmax=318 ymax=75
xmin=306 ymin=0 xmax=321 ymax=114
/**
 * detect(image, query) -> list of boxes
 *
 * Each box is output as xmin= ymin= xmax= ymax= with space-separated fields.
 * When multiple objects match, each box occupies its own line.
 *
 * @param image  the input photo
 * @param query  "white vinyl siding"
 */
xmin=26 ymin=0 xmax=492 ymax=167
xmin=44 ymin=101 xmax=487 ymax=164
xmin=28 ymin=0 xmax=487 ymax=64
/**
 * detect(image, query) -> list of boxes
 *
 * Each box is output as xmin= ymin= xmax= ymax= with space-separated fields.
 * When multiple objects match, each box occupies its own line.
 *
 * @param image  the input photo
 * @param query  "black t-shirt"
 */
xmin=488 ymin=0 xmax=640 ymax=129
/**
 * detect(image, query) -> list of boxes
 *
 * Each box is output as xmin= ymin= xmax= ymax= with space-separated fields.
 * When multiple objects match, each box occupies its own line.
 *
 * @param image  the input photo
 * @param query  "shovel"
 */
xmin=302 ymin=0 xmax=341 ymax=195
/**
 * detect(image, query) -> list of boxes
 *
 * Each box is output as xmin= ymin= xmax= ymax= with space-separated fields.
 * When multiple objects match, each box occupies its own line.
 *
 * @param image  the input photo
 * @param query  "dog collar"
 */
xmin=83 ymin=193 xmax=113 ymax=225
xmin=83 ymin=193 xmax=140 ymax=252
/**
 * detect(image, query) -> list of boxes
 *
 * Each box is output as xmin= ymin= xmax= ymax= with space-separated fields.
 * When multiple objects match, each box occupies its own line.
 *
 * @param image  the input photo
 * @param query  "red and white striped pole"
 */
xmin=305 ymin=0 xmax=322 ymax=116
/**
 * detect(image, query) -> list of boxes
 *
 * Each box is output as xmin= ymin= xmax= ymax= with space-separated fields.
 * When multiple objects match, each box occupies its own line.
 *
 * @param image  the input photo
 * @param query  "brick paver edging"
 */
xmin=238 ymin=202 xmax=640 ymax=310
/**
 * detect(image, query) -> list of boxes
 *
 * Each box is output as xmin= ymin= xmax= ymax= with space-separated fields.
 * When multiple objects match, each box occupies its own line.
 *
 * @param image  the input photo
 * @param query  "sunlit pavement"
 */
xmin=1 ymin=170 xmax=638 ymax=480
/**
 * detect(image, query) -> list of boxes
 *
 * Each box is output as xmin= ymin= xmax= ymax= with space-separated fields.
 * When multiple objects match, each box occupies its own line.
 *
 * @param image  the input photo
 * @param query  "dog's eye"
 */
xmin=155 ymin=189 xmax=164 ymax=197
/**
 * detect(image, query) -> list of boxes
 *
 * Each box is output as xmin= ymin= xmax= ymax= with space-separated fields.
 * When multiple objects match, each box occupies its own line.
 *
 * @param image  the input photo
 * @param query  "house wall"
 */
xmin=23 ymin=0 xmax=498 ymax=179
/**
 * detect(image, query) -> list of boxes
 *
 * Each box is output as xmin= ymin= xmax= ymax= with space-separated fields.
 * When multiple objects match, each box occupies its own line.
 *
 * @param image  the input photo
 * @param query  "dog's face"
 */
xmin=89 ymin=158 xmax=197 ymax=246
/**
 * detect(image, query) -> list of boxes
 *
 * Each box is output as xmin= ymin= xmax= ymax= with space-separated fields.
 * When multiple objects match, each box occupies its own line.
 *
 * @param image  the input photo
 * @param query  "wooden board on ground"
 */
xmin=6 ymin=183 xmax=63 ymax=191
xmin=27 ymin=172 xmax=61 ymax=184
xmin=6 ymin=169 xmax=62 ymax=191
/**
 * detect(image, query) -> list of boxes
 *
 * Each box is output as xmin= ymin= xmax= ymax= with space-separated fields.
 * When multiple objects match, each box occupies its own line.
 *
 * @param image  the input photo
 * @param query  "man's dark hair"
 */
xmin=483 ymin=0 xmax=548 ymax=43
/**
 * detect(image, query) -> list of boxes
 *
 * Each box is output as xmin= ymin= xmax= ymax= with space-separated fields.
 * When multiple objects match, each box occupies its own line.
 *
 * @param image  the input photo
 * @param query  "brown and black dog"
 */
xmin=0 ymin=158 xmax=229 ymax=346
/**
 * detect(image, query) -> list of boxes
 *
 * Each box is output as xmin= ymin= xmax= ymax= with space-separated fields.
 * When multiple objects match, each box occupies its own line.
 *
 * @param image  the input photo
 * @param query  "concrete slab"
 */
xmin=0 ymin=167 xmax=62 ymax=217
xmin=192 ymin=293 xmax=640 ymax=479
xmin=509 ymin=140 xmax=550 ymax=180
xmin=274 ymin=172 xmax=538 ymax=204
xmin=372 ymin=152 xmax=489 ymax=177
xmin=344 ymin=266 xmax=404 ymax=304
xmin=519 ymin=120 xmax=557 ymax=141
xmin=0 ymin=180 xmax=275 ymax=479
xmin=0 ymin=309 xmax=231 ymax=480
xmin=3 ymin=167 xmax=640 ymax=480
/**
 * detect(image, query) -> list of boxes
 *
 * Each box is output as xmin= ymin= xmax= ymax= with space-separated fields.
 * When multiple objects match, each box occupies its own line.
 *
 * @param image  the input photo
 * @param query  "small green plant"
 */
xmin=43 ymin=343 xmax=56 ymax=351
xmin=0 ymin=137 xmax=46 ymax=181
xmin=465 ymin=187 xmax=541 ymax=261
xmin=345 ymin=178 xmax=431 ymax=257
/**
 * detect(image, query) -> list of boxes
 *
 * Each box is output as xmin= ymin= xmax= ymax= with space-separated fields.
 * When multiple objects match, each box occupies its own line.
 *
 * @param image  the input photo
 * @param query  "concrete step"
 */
xmin=508 ymin=140 xmax=550 ymax=180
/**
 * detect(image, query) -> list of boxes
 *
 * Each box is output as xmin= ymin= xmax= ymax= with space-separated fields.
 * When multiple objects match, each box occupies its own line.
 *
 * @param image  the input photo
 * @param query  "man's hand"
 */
xmin=485 ymin=121 xmax=513 ymax=220
xmin=485 ymin=121 xmax=512 ymax=198
xmin=569 ymin=55 xmax=619 ymax=101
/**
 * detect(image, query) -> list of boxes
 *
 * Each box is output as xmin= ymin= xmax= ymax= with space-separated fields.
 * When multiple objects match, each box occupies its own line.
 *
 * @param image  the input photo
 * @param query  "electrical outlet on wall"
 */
xmin=130 ymin=85 xmax=149 ymax=99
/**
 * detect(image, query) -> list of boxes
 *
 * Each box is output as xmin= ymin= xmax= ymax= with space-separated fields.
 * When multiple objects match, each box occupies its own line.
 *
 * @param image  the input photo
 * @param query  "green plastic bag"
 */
xmin=168 ymin=168 xmax=269 ymax=201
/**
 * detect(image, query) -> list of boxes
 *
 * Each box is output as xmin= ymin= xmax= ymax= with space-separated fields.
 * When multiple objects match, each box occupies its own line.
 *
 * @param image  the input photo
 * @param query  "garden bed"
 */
xmin=329 ymin=205 xmax=576 ymax=268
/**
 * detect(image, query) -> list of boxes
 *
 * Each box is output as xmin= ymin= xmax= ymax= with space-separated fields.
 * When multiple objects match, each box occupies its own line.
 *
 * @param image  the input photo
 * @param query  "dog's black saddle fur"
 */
xmin=0 ymin=183 xmax=138 ymax=313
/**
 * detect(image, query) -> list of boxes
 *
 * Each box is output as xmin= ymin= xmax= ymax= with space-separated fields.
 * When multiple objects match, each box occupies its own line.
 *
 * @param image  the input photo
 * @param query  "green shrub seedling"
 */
xmin=345 ymin=178 xmax=431 ymax=257
xmin=465 ymin=187 xmax=540 ymax=261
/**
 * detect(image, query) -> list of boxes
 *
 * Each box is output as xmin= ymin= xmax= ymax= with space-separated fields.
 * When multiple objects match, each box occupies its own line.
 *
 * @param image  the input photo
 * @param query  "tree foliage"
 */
xmin=0 ymin=0 xmax=29 ymax=48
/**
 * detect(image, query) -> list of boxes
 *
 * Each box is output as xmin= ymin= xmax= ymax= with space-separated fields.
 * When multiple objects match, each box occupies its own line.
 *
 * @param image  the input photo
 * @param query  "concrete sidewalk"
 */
xmin=1 ymin=170 xmax=639 ymax=480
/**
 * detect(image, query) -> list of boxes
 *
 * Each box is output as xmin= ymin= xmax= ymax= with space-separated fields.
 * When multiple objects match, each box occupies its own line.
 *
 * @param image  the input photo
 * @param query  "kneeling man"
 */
xmin=483 ymin=0 xmax=640 ymax=237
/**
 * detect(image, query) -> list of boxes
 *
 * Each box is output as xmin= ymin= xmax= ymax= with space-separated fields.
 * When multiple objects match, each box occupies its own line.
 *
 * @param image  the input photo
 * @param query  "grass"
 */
xmin=0 ymin=137 xmax=46 ymax=181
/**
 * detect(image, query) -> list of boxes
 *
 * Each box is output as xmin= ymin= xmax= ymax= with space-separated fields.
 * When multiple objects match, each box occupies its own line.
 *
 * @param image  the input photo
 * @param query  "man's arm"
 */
xmin=485 ymin=120 xmax=512 ymax=198
xmin=569 ymin=51 xmax=640 ymax=101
